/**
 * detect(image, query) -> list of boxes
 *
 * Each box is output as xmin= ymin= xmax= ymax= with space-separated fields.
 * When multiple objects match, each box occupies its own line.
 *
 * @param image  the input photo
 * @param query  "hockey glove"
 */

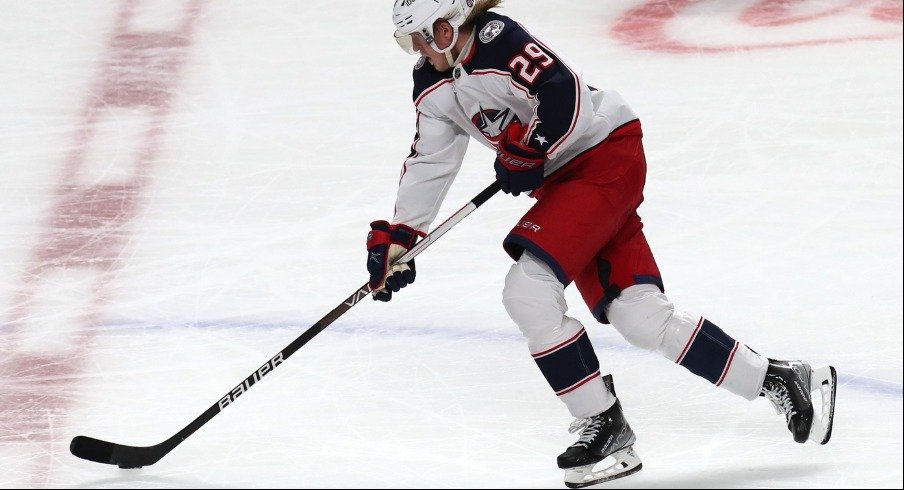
xmin=366 ymin=220 xmax=421 ymax=302
xmin=494 ymin=123 xmax=546 ymax=196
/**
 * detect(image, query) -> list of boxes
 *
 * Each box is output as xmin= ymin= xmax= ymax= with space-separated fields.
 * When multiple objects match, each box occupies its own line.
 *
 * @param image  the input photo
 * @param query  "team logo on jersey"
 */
xmin=471 ymin=107 xmax=520 ymax=143
xmin=414 ymin=55 xmax=426 ymax=70
xmin=479 ymin=20 xmax=505 ymax=43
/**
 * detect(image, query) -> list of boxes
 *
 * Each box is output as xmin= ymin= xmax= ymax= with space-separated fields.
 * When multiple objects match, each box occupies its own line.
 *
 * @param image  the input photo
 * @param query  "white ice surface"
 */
xmin=1 ymin=1 xmax=902 ymax=488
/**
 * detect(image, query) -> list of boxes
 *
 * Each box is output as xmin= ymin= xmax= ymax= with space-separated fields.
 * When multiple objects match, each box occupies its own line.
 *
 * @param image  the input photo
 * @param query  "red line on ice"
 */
xmin=0 ymin=0 xmax=206 ymax=485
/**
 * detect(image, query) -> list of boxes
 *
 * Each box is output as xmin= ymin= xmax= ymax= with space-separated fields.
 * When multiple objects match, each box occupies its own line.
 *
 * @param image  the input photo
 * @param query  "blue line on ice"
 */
xmin=79 ymin=320 xmax=904 ymax=398
xmin=5 ymin=318 xmax=900 ymax=398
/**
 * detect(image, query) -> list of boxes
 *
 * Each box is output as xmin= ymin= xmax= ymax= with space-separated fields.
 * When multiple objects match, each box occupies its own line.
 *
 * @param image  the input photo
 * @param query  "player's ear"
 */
xmin=435 ymin=19 xmax=454 ymax=42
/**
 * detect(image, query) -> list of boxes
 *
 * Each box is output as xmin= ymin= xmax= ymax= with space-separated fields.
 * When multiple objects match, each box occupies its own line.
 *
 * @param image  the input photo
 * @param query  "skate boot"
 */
xmin=557 ymin=375 xmax=642 ymax=488
xmin=760 ymin=359 xmax=837 ymax=444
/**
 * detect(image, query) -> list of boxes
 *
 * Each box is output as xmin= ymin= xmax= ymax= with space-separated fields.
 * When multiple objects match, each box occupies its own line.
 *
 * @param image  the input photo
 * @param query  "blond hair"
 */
xmin=465 ymin=0 xmax=503 ymax=26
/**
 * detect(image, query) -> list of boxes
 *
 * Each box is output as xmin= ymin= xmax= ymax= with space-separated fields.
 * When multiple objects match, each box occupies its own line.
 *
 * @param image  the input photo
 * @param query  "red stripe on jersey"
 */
xmin=461 ymin=40 xmax=478 ymax=65
xmin=415 ymin=79 xmax=453 ymax=108
xmin=532 ymin=328 xmax=587 ymax=359
xmin=716 ymin=342 xmax=740 ymax=386
xmin=556 ymin=370 xmax=601 ymax=396
xmin=676 ymin=317 xmax=705 ymax=364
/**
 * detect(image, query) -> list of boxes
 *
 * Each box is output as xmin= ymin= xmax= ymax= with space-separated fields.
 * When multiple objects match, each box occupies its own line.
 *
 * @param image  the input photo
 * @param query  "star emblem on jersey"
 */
xmin=534 ymin=134 xmax=548 ymax=146
xmin=472 ymin=106 xmax=521 ymax=143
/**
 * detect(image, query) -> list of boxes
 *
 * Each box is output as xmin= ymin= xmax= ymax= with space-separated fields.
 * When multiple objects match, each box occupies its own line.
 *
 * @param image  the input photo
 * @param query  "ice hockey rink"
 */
xmin=1 ymin=0 xmax=902 ymax=488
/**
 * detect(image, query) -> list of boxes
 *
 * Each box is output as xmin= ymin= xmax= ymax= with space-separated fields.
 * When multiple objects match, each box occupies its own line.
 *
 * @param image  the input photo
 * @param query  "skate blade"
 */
xmin=807 ymin=365 xmax=837 ymax=445
xmin=564 ymin=446 xmax=642 ymax=488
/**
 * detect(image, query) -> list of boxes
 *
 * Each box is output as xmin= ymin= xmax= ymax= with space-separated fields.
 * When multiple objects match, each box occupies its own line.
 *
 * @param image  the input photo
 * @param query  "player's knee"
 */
xmin=606 ymin=285 xmax=674 ymax=351
xmin=502 ymin=253 xmax=566 ymax=340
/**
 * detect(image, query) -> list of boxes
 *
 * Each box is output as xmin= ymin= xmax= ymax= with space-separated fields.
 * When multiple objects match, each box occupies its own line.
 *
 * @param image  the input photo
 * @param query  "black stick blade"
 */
xmin=70 ymin=435 xmax=161 ymax=468
xmin=70 ymin=436 xmax=116 ymax=465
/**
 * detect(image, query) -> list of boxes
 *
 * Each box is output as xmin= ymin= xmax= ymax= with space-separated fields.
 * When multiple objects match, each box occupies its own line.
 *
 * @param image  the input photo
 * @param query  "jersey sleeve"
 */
xmin=391 ymin=106 xmax=470 ymax=233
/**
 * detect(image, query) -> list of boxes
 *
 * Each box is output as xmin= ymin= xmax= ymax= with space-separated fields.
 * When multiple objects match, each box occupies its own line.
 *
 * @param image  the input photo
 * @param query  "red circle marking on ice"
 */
xmin=872 ymin=0 xmax=904 ymax=21
xmin=740 ymin=0 xmax=868 ymax=27
xmin=611 ymin=0 xmax=903 ymax=54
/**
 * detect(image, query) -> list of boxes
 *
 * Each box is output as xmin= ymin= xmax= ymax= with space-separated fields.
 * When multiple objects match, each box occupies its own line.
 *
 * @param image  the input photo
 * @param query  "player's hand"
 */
xmin=494 ymin=123 xmax=546 ymax=196
xmin=366 ymin=220 xmax=421 ymax=302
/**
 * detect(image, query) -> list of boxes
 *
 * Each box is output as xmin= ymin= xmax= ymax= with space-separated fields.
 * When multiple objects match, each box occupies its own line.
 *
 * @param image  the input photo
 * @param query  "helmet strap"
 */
xmin=450 ymin=28 xmax=475 ymax=67
xmin=441 ymin=26 xmax=460 ymax=67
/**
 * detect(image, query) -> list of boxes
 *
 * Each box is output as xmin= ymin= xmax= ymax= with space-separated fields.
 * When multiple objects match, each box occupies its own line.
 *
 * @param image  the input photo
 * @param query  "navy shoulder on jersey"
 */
xmin=466 ymin=12 xmax=581 ymax=153
xmin=466 ymin=12 xmax=571 ymax=93
xmin=412 ymin=56 xmax=453 ymax=104
xmin=465 ymin=12 xmax=524 ymax=73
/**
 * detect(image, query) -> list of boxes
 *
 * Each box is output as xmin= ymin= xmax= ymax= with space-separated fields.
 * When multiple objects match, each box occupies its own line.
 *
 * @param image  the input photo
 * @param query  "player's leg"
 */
xmin=606 ymin=282 xmax=768 ymax=401
xmin=573 ymin=213 xmax=768 ymax=399
xmin=581 ymin=214 xmax=835 ymax=444
xmin=503 ymin=250 xmax=642 ymax=487
xmin=503 ymin=251 xmax=613 ymax=418
xmin=502 ymin=122 xmax=648 ymax=486
xmin=605 ymin=282 xmax=836 ymax=443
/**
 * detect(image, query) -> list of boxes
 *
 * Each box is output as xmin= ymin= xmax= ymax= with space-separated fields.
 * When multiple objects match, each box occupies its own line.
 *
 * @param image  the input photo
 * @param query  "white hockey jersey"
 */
xmin=393 ymin=11 xmax=638 ymax=232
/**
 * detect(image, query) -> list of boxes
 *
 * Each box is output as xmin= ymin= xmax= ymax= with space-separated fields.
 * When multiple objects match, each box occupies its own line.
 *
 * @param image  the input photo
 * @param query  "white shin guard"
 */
xmin=606 ymin=285 xmax=767 ymax=400
xmin=503 ymin=252 xmax=614 ymax=418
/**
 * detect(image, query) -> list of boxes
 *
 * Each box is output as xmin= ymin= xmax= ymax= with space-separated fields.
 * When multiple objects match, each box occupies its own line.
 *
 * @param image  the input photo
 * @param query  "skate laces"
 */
xmin=568 ymin=416 xmax=605 ymax=448
xmin=762 ymin=378 xmax=796 ymax=422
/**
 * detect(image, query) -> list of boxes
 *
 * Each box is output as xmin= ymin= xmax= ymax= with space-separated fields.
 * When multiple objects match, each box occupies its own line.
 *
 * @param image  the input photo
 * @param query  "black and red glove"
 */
xmin=494 ymin=123 xmax=546 ymax=196
xmin=366 ymin=220 xmax=421 ymax=302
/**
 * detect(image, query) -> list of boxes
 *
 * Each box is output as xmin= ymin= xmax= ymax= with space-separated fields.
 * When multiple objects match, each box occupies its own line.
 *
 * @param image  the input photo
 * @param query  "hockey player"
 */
xmin=366 ymin=1 xmax=837 ymax=486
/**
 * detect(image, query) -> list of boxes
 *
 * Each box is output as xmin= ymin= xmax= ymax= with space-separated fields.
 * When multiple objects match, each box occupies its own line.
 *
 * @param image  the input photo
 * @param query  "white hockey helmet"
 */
xmin=392 ymin=0 xmax=475 ymax=56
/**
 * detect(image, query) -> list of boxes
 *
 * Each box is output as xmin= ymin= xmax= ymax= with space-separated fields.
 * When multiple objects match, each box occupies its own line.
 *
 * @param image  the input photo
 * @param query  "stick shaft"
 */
xmin=70 ymin=181 xmax=501 ymax=468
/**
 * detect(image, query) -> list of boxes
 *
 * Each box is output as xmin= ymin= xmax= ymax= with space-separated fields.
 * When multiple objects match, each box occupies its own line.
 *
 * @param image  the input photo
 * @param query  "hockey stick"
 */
xmin=70 ymin=181 xmax=502 ymax=468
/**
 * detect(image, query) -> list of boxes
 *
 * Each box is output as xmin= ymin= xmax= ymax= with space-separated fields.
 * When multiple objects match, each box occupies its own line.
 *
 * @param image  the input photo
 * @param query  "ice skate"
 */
xmin=557 ymin=375 xmax=642 ymax=488
xmin=760 ymin=359 xmax=837 ymax=444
